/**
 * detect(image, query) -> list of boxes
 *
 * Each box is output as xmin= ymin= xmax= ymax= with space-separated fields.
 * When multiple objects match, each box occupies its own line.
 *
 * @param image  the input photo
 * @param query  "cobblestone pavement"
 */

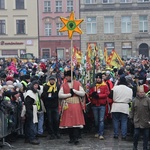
xmin=1 ymin=126 xmax=145 ymax=150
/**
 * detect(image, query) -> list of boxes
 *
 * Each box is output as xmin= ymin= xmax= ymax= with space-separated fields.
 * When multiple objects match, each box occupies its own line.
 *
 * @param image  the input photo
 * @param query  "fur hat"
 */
xmin=64 ymin=70 xmax=71 ymax=77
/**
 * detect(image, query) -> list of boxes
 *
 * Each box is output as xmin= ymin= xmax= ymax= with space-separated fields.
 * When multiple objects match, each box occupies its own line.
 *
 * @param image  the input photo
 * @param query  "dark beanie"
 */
xmin=24 ymin=74 xmax=30 ymax=80
xmin=49 ymin=75 xmax=56 ymax=80
xmin=95 ymin=73 xmax=102 ymax=79
xmin=119 ymin=76 xmax=127 ymax=85
xmin=31 ymin=80 xmax=39 ymax=85
xmin=11 ymin=91 xmax=19 ymax=97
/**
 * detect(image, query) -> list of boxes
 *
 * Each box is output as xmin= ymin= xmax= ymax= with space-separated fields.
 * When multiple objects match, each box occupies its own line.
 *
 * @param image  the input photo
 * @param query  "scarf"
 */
xmin=96 ymin=81 xmax=106 ymax=88
xmin=47 ymin=82 xmax=57 ymax=93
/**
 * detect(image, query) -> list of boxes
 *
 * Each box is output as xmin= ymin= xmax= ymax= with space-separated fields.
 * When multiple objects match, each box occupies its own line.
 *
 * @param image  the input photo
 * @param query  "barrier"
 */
xmin=0 ymin=111 xmax=14 ymax=148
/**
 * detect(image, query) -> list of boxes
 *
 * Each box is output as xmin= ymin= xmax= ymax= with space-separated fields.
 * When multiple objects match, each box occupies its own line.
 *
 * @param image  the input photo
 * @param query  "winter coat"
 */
xmin=130 ymin=95 xmax=150 ymax=128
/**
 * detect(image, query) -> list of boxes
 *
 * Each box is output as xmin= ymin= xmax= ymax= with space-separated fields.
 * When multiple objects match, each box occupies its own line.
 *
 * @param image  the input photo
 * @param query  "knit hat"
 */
xmin=49 ymin=75 xmax=56 ymax=80
xmin=119 ymin=76 xmax=127 ymax=85
xmin=95 ymin=73 xmax=102 ymax=79
xmin=24 ymin=74 xmax=30 ymax=80
xmin=11 ymin=91 xmax=19 ymax=97
xmin=6 ymin=76 xmax=14 ymax=82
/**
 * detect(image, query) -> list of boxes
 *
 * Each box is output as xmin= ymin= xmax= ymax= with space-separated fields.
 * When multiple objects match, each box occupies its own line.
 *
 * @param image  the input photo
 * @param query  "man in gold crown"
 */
xmin=130 ymin=85 xmax=150 ymax=150
xmin=58 ymin=69 xmax=85 ymax=145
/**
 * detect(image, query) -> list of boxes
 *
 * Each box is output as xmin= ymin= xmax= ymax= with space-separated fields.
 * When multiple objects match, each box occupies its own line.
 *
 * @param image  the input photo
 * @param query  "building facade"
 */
xmin=80 ymin=0 xmax=150 ymax=59
xmin=38 ymin=0 xmax=81 ymax=60
xmin=0 ymin=0 xmax=39 ymax=58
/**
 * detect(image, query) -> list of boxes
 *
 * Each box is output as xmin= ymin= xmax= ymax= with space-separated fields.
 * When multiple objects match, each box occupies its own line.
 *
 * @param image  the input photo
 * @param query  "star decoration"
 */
xmin=59 ymin=11 xmax=84 ymax=39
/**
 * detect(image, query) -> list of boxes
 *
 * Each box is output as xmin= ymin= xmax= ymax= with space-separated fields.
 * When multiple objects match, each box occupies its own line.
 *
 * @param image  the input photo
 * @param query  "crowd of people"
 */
xmin=0 ymin=56 xmax=150 ymax=150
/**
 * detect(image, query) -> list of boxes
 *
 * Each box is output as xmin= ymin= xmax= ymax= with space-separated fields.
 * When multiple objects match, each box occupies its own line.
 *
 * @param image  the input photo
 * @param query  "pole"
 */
xmin=71 ymin=39 xmax=73 ymax=88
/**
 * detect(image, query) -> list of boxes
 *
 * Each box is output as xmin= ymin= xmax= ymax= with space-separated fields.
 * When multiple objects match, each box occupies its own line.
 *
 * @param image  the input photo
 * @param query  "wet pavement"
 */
xmin=0 ymin=125 xmax=146 ymax=150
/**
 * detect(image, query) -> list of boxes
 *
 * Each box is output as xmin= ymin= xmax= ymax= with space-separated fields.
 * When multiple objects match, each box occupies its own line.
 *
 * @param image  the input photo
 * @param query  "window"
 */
xmin=56 ymin=1 xmax=62 ymax=12
xmin=86 ymin=17 xmax=97 ymax=34
xmin=57 ymin=48 xmax=64 ymax=59
xmin=104 ymin=16 xmax=114 ymax=33
xmin=121 ymin=16 xmax=131 ymax=33
xmin=122 ymin=42 xmax=132 ymax=60
xmin=56 ymin=23 xmax=63 ymax=36
xmin=45 ymin=23 xmax=51 ymax=36
xmin=16 ymin=20 xmax=25 ymax=34
xmin=16 ymin=0 xmax=24 ymax=9
xmin=2 ymin=50 xmax=18 ymax=56
xmin=103 ymin=0 xmax=114 ymax=3
xmin=120 ymin=0 xmax=132 ymax=3
xmin=104 ymin=42 xmax=115 ymax=55
xmin=67 ymin=0 xmax=73 ymax=12
xmin=42 ymin=49 xmax=50 ymax=58
xmin=0 ymin=0 xmax=5 ymax=9
xmin=44 ymin=1 xmax=51 ymax=12
xmin=138 ymin=0 xmax=149 ymax=2
xmin=139 ymin=15 xmax=148 ymax=32
xmin=85 ymin=0 xmax=96 ymax=4
xmin=0 ymin=20 xmax=5 ymax=34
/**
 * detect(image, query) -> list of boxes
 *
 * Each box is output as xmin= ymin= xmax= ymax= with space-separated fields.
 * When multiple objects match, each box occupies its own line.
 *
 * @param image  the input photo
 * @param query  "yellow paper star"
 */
xmin=59 ymin=11 xmax=84 ymax=39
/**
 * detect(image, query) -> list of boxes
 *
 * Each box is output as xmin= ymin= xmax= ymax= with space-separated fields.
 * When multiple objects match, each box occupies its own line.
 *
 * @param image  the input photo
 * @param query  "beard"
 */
xmin=97 ymin=81 xmax=102 ymax=84
xmin=32 ymin=88 xmax=37 ymax=93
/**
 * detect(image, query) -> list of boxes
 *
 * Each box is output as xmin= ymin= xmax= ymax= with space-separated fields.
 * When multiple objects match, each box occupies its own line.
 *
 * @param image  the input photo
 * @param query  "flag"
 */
xmin=107 ymin=49 xmax=124 ymax=68
xmin=76 ymin=48 xmax=82 ymax=64
xmin=86 ymin=44 xmax=92 ymax=70
xmin=72 ymin=47 xmax=77 ymax=65
xmin=104 ymin=47 xmax=108 ymax=64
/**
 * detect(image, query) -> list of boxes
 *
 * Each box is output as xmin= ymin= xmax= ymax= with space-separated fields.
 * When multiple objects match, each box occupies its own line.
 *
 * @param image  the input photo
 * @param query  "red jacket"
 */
xmin=89 ymin=81 xmax=109 ymax=106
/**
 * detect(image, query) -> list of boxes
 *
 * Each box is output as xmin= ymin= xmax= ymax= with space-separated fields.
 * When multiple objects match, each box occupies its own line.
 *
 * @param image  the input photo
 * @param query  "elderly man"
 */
xmin=130 ymin=85 xmax=150 ymax=150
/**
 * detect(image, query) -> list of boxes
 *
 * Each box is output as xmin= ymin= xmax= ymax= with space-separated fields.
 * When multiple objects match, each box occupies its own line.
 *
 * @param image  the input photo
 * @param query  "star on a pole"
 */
xmin=59 ymin=11 xmax=84 ymax=39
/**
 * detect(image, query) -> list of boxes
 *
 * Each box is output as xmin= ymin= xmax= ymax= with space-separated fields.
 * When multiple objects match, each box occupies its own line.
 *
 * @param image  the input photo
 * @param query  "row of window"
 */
xmin=87 ymin=15 xmax=148 ymax=34
xmin=0 ymin=0 xmax=24 ymax=9
xmin=0 ymin=20 xmax=25 ymax=34
xmin=85 ymin=0 xmax=149 ymax=4
xmin=0 ymin=20 xmax=64 ymax=36
xmin=0 ymin=0 xmax=73 ymax=12
xmin=0 ymin=15 xmax=148 ymax=35
xmin=44 ymin=0 xmax=73 ymax=12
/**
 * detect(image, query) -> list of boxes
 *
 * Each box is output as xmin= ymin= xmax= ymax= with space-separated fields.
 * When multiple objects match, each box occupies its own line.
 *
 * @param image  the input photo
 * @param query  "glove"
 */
xmin=70 ymin=89 xmax=74 ymax=97
xmin=91 ymin=92 xmax=99 ymax=99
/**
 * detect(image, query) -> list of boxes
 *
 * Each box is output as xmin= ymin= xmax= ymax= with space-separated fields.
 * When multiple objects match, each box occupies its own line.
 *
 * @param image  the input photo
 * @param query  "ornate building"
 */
xmin=80 ymin=0 xmax=150 ymax=59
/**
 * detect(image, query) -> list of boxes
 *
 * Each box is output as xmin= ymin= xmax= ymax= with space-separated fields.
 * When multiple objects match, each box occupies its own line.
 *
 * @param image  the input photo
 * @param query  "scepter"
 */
xmin=59 ymin=11 xmax=84 ymax=86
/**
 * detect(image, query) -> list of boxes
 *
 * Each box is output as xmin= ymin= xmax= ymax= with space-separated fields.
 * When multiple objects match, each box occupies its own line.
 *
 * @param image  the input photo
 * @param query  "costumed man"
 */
xmin=58 ymin=69 xmax=85 ymax=145
xmin=109 ymin=76 xmax=133 ymax=140
xmin=89 ymin=72 xmax=109 ymax=140
xmin=42 ymin=75 xmax=60 ymax=139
